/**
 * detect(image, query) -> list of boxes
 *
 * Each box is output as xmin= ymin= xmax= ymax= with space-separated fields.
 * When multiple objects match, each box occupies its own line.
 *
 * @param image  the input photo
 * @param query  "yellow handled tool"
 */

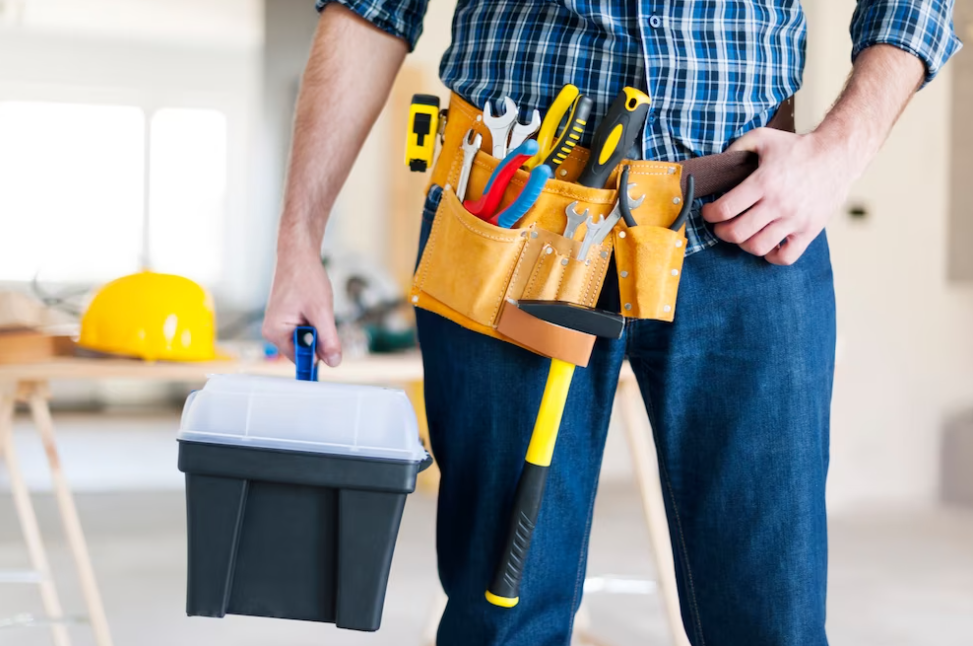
xmin=487 ymin=301 xmax=625 ymax=608
xmin=540 ymin=95 xmax=593 ymax=170
xmin=524 ymin=84 xmax=580 ymax=170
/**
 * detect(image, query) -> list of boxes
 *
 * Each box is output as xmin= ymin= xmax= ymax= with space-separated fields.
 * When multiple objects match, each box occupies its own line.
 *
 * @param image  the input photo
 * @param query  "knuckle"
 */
xmin=717 ymin=202 xmax=736 ymax=222
xmin=724 ymin=226 xmax=746 ymax=244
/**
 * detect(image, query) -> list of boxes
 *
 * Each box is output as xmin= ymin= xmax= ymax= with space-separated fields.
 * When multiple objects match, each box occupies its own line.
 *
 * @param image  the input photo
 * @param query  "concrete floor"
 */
xmin=1 ymin=488 xmax=972 ymax=646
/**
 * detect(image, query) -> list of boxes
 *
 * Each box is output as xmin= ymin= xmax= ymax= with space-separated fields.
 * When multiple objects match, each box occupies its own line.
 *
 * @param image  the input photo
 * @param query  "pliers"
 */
xmin=465 ymin=140 xmax=553 ymax=229
xmin=617 ymin=166 xmax=696 ymax=231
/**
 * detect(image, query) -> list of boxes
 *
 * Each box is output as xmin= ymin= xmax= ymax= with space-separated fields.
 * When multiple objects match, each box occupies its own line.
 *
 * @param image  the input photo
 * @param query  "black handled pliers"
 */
xmin=618 ymin=165 xmax=695 ymax=231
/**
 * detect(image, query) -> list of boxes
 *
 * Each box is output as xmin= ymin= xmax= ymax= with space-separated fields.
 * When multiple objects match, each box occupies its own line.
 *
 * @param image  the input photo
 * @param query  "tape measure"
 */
xmin=405 ymin=94 xmax=441 ymax=173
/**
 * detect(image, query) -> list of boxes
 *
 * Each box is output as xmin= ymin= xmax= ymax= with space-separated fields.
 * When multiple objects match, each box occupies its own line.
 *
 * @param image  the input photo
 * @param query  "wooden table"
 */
xmin=0 ymin=355 xmax=688 ymax=646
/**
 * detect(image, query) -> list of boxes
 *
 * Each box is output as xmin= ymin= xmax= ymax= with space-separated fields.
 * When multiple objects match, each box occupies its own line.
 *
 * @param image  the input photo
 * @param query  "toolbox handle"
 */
xmin=293 ymin=326 xmax=319 ymax=382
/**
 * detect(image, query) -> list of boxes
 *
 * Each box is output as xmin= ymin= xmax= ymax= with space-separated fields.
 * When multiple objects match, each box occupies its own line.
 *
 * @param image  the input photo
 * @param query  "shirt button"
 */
xmin=649 ymin=14 xmax=662 ymax=28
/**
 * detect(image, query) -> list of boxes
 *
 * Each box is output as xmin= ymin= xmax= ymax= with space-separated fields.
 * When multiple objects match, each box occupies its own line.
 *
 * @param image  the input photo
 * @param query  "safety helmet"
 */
xmin=78 ymin=271 xmax=218 ymax=362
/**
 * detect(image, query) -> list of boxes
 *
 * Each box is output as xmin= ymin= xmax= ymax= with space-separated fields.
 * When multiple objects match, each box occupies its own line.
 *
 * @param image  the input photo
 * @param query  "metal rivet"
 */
xmin=668 ymin=167 xmax=676 ymax=174
xmin=585 ymin=260 xmax=591 ymax=266
xmin=476 ymin=115 xmax=482 ymax=122
xmin=531 ymin=231 xmax=539 ymax=238
xmin=559 ymin=169 xmax=568 ymax=177
xmin=619 ymin=231 xmax=627 ymax=238
xmin=600 ymin=251 xmax=608 ymax=259
xmin=671 ymin=269 xmax=679 ymax=276
xmin=561 ymin=258 xmax=569 ymax=266
xmin=621 ymin=271 xmax=629 ymax=278
xmin=675 ymin=240 xmax=683 ymax=247
xmin=663 ymin=305 xmax=672 ymax=313
xmin=624 ymin=303 xmax=632 ymax=310
xmin=521 ymin=231 xmax=528 ymax=237
xmin=445 ymin=183 xmax=452 ymax=193
xmin=673 ymin=197 xmax=681 ymax=205
xmin=545 ymin=246 xmax=553 ymax=255
xmin=411 ymin=295 xmax=419 ymax=303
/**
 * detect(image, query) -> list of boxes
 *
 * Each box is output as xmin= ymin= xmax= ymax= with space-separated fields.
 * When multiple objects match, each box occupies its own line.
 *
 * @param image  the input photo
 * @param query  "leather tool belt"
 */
xmin=410 ymin=92 xmax=795 ymax=348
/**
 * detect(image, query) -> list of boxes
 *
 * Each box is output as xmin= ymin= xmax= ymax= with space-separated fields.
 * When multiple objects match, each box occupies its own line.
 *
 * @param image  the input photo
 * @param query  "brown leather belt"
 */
xmin=681 ymin=96 xmax=795 ymax=197
xmin=433 ymin=93 xmax=795 ymax=200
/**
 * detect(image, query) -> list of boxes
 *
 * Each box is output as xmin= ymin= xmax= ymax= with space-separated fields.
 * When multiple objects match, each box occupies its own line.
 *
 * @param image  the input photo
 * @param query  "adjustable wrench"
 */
xmin=509 ymin=109 xmax=541 ymax=149
xmin=456 ymin=129 xmax=482 ymax=202
xmin=483 ymin=97 xmax=518 ymax=159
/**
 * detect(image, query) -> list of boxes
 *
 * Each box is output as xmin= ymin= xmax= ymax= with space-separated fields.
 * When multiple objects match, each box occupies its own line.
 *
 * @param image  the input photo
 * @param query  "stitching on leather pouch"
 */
xmin=416 ymin=196 xmax=446 ymax=293
xmin=451 ymin=201 xmax=523 ymax=242
xmin=506 ymin=234 xmax=535 ymax=301
xmin=524 ymin=249 xmax=550 ymax=299
xmin=580 ymin=245 xmax=606 ymax=306
xmin=593 ymin=245 xmax=611 ymax=306
xmin=552 ymin=251 xmax=568 ymax=300
xmin=489 ymin=238 xmax=529 ymax=323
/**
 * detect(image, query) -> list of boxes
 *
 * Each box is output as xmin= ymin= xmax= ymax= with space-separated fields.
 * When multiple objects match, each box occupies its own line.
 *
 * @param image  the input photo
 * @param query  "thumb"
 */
xmin=308 ymin=306 xmax=343 ymax=368
xmin=726 ymin=127 xmax=769 ymax=154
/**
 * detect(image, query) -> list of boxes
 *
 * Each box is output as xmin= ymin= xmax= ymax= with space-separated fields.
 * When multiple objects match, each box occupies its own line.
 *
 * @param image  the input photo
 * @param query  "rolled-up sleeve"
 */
xmin=316 ymin=0 xmax=430 ymax=52
xmin=850 ymin=0 xmax=963 ymax=86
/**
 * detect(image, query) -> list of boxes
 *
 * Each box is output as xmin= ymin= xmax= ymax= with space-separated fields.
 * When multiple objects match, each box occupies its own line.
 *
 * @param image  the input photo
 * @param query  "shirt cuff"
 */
xmin=850 ymin=0 xmax=963 ymax=87
xmin=316 ymin=0 xmax=427 ymax=52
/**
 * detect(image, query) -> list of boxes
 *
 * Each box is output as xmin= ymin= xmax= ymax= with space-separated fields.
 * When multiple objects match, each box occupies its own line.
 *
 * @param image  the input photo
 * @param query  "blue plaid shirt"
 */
xmin=318 ymin=0 xmax=961 ymax=254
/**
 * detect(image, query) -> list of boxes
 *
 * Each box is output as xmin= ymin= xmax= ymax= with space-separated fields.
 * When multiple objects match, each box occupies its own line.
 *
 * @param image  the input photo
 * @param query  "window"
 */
xmin=0 ymin=101 xmax=228 ymax=285
xmin=148 ymin=108 xmax=228 ymax=283
xmin=0 ymin=102 xmax=145 ymax=282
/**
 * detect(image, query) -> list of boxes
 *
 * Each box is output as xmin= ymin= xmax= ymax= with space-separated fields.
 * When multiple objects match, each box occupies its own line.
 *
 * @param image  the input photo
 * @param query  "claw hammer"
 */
xmin=486 ymin=300 xmax=624 ymax=607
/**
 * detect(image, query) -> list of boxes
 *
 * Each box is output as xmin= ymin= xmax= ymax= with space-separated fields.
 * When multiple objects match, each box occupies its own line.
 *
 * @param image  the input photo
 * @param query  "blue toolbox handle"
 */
xmin=294 ymin=326 xmax=319 ymax=382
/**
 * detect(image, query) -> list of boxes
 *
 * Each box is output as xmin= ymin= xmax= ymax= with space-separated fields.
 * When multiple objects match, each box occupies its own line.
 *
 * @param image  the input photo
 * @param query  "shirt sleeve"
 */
xmin=850 ymin=0 xmax=963 ymax=86
xmin=316 ymin=0 xmax=430 ymax=52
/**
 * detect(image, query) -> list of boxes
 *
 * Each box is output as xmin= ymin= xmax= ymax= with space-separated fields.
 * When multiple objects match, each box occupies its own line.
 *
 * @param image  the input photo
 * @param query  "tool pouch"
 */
xmin=411 ymin=94 xmax=689 ymax=346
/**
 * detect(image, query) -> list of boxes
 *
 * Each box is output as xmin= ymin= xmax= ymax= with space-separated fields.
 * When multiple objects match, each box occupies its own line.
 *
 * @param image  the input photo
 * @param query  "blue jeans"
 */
xmin=415 ymin=186 xmax=835 ymax=646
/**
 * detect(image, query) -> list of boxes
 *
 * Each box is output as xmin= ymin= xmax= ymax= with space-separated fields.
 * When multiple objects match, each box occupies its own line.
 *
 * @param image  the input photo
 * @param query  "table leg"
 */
xmin=0 ymin=389 xmax=71 ymax=646
xmin=618 ymin=379 xmax=691 ymax=646
xmin=24 ymin=385 xmax=114 ymax=646
xmin=573 ymin=600 xmax=615 ymax=646
xmin=421 ymin=588 xmax=446 ymax=646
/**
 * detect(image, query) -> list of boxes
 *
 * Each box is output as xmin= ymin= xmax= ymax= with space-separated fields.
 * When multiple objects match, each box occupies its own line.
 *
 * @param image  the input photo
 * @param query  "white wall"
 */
xmin=0 ymin=0 xmax=264 ymax=308
xmin=803 ymin=0 xmax=973 ymax=510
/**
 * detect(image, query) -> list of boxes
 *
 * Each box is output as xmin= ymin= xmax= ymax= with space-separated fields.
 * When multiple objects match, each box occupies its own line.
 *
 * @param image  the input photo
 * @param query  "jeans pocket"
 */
xmin=415 ymin=184 xmax=443 ymax=272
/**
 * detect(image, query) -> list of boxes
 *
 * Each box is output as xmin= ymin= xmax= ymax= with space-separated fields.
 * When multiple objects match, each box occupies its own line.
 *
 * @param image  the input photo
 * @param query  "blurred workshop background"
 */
xmin=1 ymin=0 xmax=972 ymax=645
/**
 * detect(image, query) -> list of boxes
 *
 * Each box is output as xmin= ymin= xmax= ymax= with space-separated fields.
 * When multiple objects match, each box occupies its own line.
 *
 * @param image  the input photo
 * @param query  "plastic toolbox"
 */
xmin=177 ymin=371 xmax=429 ymax=632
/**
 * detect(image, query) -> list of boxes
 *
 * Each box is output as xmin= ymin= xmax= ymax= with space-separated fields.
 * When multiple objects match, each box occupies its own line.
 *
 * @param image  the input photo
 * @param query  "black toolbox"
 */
xmin=177 ymin=373 xmax=429 ymax=632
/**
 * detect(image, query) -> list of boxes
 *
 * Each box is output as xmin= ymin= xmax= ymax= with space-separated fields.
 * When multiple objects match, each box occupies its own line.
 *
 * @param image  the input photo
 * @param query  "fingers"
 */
xmin=738 ymin=219 xmax=794 ymax=257
xmin=702 ymin=172 xmax=763 ymax=224
xmin=712 ymin=203 xmax=778 ymax=247
xmin=726 ymin=127 xmax=771 ymax=154
xmin=765 ymin=231 xmax=814 ymax=266
xmin=308 ymin=306 xmax=343 ymax=367
xmin=261 ymin=318 xmax=299 ymax=363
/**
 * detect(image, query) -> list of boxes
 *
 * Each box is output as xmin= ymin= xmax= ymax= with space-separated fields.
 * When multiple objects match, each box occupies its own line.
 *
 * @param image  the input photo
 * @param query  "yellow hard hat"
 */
xmin=78 ymin=271 xmax=218 ymax=362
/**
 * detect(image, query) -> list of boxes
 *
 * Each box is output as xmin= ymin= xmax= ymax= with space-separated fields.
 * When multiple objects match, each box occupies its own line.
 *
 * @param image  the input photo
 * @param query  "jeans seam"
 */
xmin=565 ymin=465 xmax=601 ymax=644
xmin=633 ymin=355 xmax=706 ymax=646
xmin=657 ymin=455 xmax=706 ymax=646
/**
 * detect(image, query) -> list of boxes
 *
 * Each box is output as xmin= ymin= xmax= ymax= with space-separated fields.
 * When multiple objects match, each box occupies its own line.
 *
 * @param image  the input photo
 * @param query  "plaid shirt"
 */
xmin=318 ymin=0 xmax=961 ymax=255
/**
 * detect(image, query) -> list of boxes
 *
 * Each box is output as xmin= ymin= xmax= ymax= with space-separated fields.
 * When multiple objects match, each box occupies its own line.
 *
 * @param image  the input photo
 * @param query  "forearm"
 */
xmin=812 ymin=44 xmax=925 ymax=178
xmin=277 ymin=3 xmax=407 ymax=258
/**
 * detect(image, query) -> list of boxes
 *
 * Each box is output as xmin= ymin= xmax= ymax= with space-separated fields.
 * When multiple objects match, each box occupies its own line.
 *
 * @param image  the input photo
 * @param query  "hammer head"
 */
xmin=517 ymin=301 xmax=624 ymax=339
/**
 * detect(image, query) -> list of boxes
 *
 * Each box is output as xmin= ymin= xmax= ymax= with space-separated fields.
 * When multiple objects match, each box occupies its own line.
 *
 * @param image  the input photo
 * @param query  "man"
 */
xmin=263 ymin=1 xmax=959 ymax=644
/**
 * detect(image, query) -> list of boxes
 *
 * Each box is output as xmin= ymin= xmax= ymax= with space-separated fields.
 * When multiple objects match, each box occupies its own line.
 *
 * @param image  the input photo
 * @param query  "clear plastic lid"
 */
xmin=178 ymin=374 xmax=426 ymax=463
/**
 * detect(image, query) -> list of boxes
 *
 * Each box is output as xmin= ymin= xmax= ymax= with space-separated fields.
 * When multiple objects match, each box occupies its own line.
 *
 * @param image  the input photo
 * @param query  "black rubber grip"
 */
xmin=488 ymin=462 xmax=549 ymax=601
xmin=577 ymin=88 xmax=651 ymax=188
